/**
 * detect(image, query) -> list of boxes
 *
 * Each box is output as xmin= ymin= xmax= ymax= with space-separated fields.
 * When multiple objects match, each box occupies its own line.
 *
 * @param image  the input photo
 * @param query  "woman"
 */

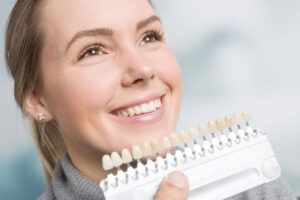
xmin=5 ymin=0 xmax=296 ymax=199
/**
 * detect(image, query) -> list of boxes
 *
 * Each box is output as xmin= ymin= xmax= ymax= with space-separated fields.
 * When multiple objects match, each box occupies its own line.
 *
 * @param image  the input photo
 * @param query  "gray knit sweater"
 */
xmin=38 ymin=153 xmax=297 ymax=200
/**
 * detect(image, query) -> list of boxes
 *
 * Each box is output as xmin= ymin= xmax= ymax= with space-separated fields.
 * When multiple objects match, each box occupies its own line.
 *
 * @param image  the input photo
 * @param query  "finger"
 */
xmin=154 ymin=171 xmax=189 ymax=200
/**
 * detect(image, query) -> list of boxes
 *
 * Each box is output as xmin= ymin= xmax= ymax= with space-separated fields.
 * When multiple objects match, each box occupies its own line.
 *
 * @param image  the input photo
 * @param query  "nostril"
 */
xmin=133 ymin=78 xmax=144 ymax=85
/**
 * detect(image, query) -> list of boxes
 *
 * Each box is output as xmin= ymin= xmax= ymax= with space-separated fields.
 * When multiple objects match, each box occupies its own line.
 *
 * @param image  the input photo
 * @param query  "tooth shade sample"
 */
xmin=111 ymin=152 xmax=123 ymax=167
xmin=162 ymin=136 xmax=172 ymax=150
xmin=241 ymin=110 xmax=251 ymax=121
xmin=102 ymin=155 xmax=114 ymax=171
xmin=143 ymin=142 xmax=152 ymax=157
xmin=198 ymin=124 xmax=208 ymax=136
xmin=233 ymin=112 xmax=242 ymax=124
xmin=132 ymin=145 xmax=143 ymax=160
xmin=224 ymin=115 xmax=234 ymax=127
xmin=215 ymin=118 xmax=226 ymax=131
xmin=121 ymin=148 xmax=133 ymax=164
xmin=179 ymin=130 xmax=190 ymax=143
xmin=170 ymin=133 xmax=180 ymax=146
xmin=208 ymin=120 xmax=218 ymax=133
xmin=151 ymin=140 xmax=162 ymax=154
xmin=189 ymin=127 xmax=199 ymax=140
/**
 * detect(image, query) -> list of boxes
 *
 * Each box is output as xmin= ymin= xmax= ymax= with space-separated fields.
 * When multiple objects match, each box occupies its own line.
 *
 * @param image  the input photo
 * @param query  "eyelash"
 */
xmin=77 ymin=29 xmax=165 ymax=61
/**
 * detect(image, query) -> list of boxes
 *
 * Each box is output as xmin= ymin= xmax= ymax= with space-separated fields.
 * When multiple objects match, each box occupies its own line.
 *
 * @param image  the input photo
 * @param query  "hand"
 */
xmin=154 ymin=171 xmax=189 ymax=200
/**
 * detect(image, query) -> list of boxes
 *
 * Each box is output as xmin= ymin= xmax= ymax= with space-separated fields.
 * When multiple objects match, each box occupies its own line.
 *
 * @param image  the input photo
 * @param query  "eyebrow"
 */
xmin=66 ymin=15 xmax=161 ymax=52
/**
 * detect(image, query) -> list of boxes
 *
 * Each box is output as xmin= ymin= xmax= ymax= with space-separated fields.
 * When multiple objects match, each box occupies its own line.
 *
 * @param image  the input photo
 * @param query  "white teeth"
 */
xmin=134 ymin=106 xmax=142 ymax=115
xmin=215 ymin=118 xmax=226 ymax=131
xmin=162 ymin=136 xmax=172 ymax=150
xmin=148 ymin=101 xmax=156 ymax=112
xmin=111 ymin=152 xmax=123 ymax=167
xmin=154 ymin=99 xmax=161 ymax=108
xmin=241 ymin=110 xmax=251 ymax=121
xmin=143 ymin=142 xmax=152 ymax=157
xmin=121 ymin=148 xmax=133 ymax=164
xmin=102 ymin=155 xmax=114 ymax=171
xmin=207 ymin=120 xmax=218 ymax=133
xmin=170 ymin=133 xmax=180 ymax=146
xmin=116 ymin=98 xmax=162 ymax=117
xmin=132 ymin=145 xmax=143 ymax=160
xmin=179 ymin=130 xmax=190 ymax=143
xmin=141 ymin=103 xmax=149 ymax=113
xmin=151 ymin=140 xmax=162 ymax=154
xmin=198 ymin=124 xmax=208 ymax=136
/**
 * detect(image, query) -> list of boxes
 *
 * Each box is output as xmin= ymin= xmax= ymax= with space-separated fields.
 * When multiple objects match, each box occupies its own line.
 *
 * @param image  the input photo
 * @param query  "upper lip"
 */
xmin=110 ymin=93 xmax=165 ymax=113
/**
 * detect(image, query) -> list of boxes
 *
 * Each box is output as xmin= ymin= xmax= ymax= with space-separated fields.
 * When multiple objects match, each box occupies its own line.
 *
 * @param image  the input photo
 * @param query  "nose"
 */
xmin=121 ymin=50 xmax=155 ymax=87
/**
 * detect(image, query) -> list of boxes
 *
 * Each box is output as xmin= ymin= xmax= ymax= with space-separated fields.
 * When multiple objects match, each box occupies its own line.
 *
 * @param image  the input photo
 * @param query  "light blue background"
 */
xmin=1 ymin=0 xmax=299 ymax=199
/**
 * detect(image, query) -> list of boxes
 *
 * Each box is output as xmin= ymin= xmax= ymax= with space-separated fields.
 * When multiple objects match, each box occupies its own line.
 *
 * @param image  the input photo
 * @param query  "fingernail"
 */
xmin=164 ymin=171 xmax=187 ymax=189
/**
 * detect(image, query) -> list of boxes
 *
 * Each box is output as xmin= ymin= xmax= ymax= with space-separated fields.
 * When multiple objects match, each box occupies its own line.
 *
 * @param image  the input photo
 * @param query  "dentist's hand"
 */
xmin=154 ymin=171 xmax=189 ymax=200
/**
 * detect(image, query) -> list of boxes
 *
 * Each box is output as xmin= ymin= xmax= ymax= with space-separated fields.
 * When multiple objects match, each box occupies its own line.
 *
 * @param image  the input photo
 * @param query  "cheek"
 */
xmin=43 ymin=66 xmax=117 ymax=123
xmin=155 ymin=49 xmax=183 ymax=93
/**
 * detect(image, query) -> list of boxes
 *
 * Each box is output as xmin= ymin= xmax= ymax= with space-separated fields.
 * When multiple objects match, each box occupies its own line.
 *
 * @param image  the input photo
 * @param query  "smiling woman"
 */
xmin=4 ymin=0 xmax=297 ymax=200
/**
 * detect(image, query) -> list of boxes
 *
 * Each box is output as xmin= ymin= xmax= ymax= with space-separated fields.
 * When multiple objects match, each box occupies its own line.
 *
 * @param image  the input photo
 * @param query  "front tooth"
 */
xmin=170 ymin=133 xmax=180 ymax=147
xmin=143 ymin=142 xmax=153 ymax=157
xmin=134 ymin=106 xmax=142 ymax=115
xmin=148 ymin=101 xmax=156 ymax=112
xmin=127 ymin=108 xmax=135 ymax=116
xmin=155 ymin=99 xmax=161 ymax=108
xmin=121 ymin=148 xmax=133 ymax=164
xmin=102 ymin=155 xmax=114 ymax=171
xmin=111 ymin=152 xmax=123 ymax=167
xmin=179 ymin=130 xmax=190 ymax=143
xmin=122 ymin=111 xmax=129 ymax=117
xmin=132 ymin=145 xmax=143 ymax=160
xmin=151 ymin=140 xmax=162 ymax=154
xmin=141 ymin=103 xmax=149 ymax=113
xmin=162 ymin=136 xmax=172 ymax=150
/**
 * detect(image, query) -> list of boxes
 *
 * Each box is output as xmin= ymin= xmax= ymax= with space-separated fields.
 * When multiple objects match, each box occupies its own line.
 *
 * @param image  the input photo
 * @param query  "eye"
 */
xmin=78 ymin=44 xmax=107 ymax=61
xmin=140 ymin=29 xmax=164 ymax=47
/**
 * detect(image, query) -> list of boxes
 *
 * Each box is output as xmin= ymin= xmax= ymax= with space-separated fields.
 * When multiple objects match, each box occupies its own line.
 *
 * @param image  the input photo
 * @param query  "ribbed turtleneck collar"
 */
xmin=51 ymin=153 xmax=104 ymax=200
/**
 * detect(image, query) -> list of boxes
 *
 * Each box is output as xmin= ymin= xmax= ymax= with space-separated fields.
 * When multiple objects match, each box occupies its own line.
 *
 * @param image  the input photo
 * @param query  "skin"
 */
xmin=24 ymin=0 xmax=186 ymax=196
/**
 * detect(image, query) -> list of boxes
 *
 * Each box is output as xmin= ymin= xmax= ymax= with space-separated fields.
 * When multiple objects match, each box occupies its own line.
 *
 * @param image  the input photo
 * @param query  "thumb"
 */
xmin=154 ymin=171 xmax=189 ymax=200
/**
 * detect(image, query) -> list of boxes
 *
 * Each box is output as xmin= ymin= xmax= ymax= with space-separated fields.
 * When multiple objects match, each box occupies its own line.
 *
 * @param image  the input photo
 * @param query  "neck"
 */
xmin=66 ymin=143 xmax=107 ymax=182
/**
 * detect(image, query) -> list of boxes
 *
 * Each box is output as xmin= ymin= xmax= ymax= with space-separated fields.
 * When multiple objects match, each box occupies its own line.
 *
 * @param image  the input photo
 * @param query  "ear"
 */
xmin=23 ymin=89 xmax=53 ymax=122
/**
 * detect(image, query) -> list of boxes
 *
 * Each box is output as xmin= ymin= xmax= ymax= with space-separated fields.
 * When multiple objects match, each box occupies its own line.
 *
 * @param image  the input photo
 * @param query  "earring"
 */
xmin=38 ymin=112 xmax=46 ymax=122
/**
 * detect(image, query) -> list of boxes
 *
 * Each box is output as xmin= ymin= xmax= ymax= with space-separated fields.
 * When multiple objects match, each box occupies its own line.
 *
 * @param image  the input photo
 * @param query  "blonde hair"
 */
xmin=5 ymin=0 xmax=66 ymax=184
xmin=5 ymin=0 xmax=154 ymax=185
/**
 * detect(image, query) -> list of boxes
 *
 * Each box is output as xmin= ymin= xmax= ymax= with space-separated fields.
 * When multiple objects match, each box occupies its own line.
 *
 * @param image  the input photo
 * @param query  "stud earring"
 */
xmin=38 ymin=112 xmax=46 ymax=122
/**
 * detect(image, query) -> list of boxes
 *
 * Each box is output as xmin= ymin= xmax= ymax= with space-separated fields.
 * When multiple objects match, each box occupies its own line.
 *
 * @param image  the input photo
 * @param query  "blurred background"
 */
xmin=0 ymin=0 xmax=299 ymax=199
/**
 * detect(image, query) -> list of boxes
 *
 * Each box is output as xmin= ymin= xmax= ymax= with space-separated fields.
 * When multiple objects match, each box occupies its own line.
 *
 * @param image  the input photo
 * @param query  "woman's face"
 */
xmin=39 ymin=0 xmax=182 ymax=159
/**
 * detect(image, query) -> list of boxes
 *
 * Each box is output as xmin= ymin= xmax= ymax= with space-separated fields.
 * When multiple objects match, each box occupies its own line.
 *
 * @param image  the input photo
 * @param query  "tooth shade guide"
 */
xmin=101 ymin=111 xmax=281 ymax=200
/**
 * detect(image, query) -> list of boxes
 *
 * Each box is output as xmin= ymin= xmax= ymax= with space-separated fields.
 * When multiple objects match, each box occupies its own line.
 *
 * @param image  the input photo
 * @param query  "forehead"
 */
xmin=40 ymin=0 xmax=156 ymax=46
